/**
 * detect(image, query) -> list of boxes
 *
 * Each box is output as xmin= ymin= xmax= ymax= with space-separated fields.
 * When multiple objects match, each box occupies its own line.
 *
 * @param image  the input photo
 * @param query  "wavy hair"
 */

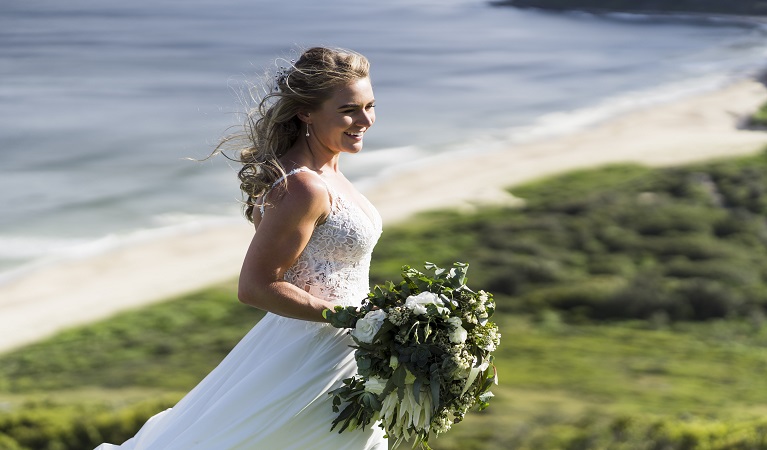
xmin=213 ymin=47 xmax=370 ymax=222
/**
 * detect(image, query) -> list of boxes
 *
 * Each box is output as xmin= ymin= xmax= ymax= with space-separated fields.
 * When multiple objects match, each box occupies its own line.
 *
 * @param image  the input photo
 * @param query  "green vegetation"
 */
xmin=749 ymin=100 xmax=767 ymax=129
xmin=373 ymin=152 xmax=767 ymax=323
xmin=0 ymin=280 xmax=264 ymax=393
xmin=492 ymin=0 xmax=767 ymax=16
xmin=2 ymin=149 xmax=767 ymax=449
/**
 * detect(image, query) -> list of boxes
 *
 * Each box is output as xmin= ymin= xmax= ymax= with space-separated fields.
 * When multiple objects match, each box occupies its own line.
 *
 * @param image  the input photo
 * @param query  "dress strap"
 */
xmin=258 ymin=167 xmax=333 ymax=216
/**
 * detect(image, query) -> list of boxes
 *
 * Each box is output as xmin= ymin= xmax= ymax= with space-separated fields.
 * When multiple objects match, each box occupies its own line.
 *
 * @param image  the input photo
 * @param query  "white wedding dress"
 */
xmin=96 ymin=168 xmax=387 ymax=449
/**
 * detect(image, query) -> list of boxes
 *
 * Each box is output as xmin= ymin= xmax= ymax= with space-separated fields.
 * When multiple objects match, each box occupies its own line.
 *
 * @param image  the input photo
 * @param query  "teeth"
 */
xmin=346 ymin=132 xmax=363 ymax=136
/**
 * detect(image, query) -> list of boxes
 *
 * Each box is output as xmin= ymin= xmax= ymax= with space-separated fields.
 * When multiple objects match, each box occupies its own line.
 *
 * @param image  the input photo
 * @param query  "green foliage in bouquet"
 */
xmin=323 ymin=262 xmax=500 ymax=449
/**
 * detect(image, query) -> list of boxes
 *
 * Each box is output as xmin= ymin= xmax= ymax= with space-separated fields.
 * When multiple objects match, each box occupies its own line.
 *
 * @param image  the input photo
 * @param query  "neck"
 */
xmin=285 ymin=137 xmax=341 ymax=174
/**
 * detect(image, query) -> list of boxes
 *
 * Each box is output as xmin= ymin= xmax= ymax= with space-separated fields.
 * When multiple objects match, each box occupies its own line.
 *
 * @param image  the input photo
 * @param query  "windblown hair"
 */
xmin=214 ymin=47 xmax=370 ymax=222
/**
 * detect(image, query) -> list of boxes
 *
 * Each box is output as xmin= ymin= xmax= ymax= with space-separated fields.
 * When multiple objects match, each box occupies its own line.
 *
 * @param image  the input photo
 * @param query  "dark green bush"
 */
xmin=517 ymin=277 xmax=626 ymax=318
xmin=640 ymin=235 xmax=740 ymax=261
xmin=664 ymin=259 xmax=761 ymax=286
xmin=0 ymin=397 xmax=178 ymax=450
xmin=748 ymin=100 xmax=767 ymax=129
xmin=604 ymin=271 xmax=691 ymax=320
xmin=679 ymin=278 xmax=744 ymax=321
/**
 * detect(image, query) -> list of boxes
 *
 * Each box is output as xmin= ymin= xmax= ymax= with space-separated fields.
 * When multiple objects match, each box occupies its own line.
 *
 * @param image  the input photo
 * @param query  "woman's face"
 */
xmin=306 ymin=77 xmax=375 ymax=156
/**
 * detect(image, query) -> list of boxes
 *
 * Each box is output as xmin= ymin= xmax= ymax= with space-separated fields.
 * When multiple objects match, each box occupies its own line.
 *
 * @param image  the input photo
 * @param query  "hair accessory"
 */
xmin=274 ymin=64 xmax=294 ymax=92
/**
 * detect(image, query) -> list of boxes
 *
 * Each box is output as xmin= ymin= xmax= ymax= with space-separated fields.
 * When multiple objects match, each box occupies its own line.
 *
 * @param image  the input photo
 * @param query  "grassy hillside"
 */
xmin=372 ymin=152 xmax=767 ymax=323
xmin=2 ymin=150 xmax=767 ymax=449
xmin=3 ymin=299 xmax=767 ymax=449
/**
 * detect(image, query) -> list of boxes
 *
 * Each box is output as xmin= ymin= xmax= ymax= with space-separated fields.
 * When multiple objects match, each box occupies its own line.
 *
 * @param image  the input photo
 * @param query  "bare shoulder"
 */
xmin=263 ymin=170 xmax=331 ymax=223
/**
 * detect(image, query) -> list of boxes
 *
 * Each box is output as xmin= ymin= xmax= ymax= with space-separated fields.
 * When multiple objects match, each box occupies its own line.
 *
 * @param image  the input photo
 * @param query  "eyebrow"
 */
xmin=337 ymin=100 xmax=375 ymax=110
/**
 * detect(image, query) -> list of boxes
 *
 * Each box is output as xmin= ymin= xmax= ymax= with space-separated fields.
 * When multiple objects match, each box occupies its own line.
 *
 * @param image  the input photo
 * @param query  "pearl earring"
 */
xmin=306 ymin=124 xmax=310 ymax=138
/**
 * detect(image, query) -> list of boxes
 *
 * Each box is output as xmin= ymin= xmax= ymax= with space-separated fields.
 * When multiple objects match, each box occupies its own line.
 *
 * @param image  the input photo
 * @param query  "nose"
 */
xmin=357 ymin=110 xmax=374 ymax=128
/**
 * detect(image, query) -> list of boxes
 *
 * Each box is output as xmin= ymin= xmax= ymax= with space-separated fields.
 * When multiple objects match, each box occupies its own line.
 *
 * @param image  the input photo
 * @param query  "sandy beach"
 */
xmin=1 ymin=78 xmax=766 ymax=354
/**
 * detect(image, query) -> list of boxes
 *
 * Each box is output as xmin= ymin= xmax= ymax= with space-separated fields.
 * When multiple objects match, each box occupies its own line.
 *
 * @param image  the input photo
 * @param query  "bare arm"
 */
xmin=237 ymin=172 xmax=335 ymax=322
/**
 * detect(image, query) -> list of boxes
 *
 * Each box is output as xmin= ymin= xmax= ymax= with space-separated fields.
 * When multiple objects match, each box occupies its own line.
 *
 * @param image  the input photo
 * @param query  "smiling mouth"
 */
xmin=344 ymin=131 xmax=364 ymax=138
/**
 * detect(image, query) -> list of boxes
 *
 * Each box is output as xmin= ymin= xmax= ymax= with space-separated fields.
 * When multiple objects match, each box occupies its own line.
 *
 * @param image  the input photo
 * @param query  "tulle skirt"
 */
xmin=95 ymin=313 xmax=387 ymax=449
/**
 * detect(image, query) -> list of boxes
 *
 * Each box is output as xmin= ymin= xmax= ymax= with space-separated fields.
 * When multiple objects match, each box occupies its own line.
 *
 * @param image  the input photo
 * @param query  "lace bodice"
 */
xmin=261 ymin=168 xmax=382 ymax=308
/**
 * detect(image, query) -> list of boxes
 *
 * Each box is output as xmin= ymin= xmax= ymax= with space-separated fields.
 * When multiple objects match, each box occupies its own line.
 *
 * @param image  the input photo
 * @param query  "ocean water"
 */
xmin=1 ymin=0 xmax=767 ymax=281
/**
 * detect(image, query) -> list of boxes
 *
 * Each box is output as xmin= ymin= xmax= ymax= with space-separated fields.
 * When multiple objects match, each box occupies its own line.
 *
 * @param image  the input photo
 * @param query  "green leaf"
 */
xmin=383 ymin=365 xmax=406 ymax=399
xmin=413 ymin=378 xmax=422 ymax=403
xmin=429 ymin=363 xmax=441 ymax=413
xmin=331 ymin=402 xmax=356 ymax=432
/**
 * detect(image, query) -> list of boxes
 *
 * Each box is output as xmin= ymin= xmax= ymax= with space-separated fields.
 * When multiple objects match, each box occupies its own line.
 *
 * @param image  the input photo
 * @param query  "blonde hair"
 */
xmin=214 ymin=47 xmax=370 ymax=222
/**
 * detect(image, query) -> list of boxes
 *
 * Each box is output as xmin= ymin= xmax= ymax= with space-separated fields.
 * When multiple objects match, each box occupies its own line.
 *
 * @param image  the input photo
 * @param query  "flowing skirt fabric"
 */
xmin=95 ymin=314 xmax=387 ymax=449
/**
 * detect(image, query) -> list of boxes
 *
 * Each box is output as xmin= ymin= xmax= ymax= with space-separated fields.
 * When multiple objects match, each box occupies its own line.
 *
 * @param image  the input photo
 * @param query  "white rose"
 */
xmin=366 ymin=308 xmax=387 ymax=323
xmin=447 ymin=316 xmax=468 ymax=344
xmin=405 ymin=292 xmax=442 ymax=315
xmin=364 ymin=376 xmax=387 ymax=395
xmin=351 ymin=309 xmax=387 ymax=343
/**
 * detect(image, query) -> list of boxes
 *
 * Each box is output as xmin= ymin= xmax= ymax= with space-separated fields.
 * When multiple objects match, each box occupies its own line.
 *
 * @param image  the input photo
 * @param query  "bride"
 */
xmin=96 ymin=47 xmax=387 ymax=449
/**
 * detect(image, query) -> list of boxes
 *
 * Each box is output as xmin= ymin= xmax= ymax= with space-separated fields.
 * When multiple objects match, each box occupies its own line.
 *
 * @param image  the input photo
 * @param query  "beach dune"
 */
xmin=1 ymin=79 xmax=766 ymax=353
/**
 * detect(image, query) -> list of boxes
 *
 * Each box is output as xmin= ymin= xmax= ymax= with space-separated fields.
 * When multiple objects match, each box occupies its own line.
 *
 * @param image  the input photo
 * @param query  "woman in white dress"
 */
xmin=95 ymin=46 xmax=387 ymax=449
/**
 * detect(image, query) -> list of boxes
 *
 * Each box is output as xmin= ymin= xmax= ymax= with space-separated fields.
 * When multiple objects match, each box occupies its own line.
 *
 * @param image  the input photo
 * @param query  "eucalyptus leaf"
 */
xmin=413 ymin=378 xmax=422 ymax=403
xmin=323 ymin=261 xmax=499 ymax=443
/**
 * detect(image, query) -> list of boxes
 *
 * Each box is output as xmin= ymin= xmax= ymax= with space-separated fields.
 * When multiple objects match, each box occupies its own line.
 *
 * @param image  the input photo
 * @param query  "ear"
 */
xmin=297 ymin=111 xmax=311 ymax=125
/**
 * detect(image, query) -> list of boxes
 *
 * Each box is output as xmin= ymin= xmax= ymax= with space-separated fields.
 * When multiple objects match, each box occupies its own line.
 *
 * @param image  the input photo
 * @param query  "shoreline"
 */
xmin=2 ymin=78 xmax=767 ymax=354
xmin=365 ymin=78 xmax=767 ymax=223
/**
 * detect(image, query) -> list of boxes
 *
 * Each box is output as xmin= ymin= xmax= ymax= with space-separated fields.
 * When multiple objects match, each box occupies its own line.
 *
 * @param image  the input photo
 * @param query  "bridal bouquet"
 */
xmin=323 ymin=262 xmax=500 ymax=449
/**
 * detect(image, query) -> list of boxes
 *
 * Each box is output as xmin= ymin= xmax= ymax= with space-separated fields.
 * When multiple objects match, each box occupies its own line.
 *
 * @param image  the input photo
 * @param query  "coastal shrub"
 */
xmin=628 ymin=203 xmax=721 ymax=236
xmin=664 ymin=259 xmax=761 ymax=286
xmin=517 ymin=276 xmax=625 ymax=318
xmin=640 ymin=235 xmax=740 ymax=261
xmin=678 ymin=279 xmax=744 ymax=321
xmin=0 ymin=283 xmax=261 ymax=393
xmin=374 ymin=150 xmax=767 ymax=322
xmin=510 ymin=163 xmax=653 ymax=209
xmin=0 ymin=397 xmax=177 ymax=450
xmin=0 ymin=434 xmax=24 ymax=450
xmin=712 ymin=210 xmax=767 ymax=241
xmin=6 ymin=404 xmax=767 ymax=450
xmin=593 ymin=225 xmax=642 ymax=253
xmin=437 ymin=410 xmax=767 ymax=450
xmin=6 ymin=302 xmax=767 ymax=448
xmin=586 ymin=253 xmax=636 ymax=277
xmin=713 ymin=167 xmax=767 ymax=214
xmin=747 ymin=100 xmax=767 ymax=128
xmin=604 ymin=271 xmax=691 ymax=320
